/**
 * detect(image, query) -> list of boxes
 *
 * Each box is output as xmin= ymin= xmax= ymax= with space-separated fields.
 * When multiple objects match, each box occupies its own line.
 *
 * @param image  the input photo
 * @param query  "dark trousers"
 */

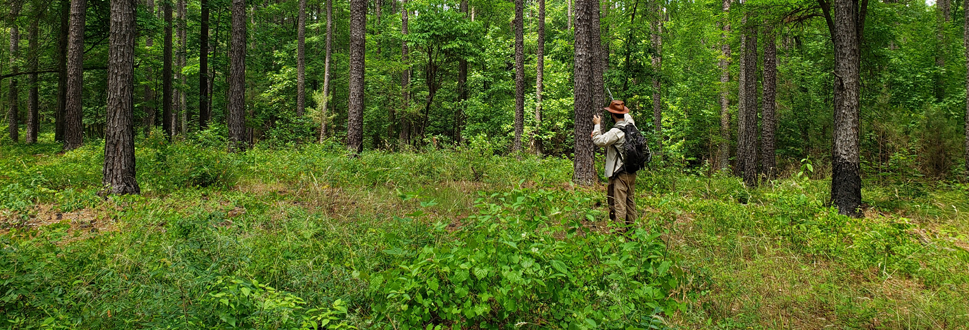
xmin=607 ymin=172 xmax=637 ymax=231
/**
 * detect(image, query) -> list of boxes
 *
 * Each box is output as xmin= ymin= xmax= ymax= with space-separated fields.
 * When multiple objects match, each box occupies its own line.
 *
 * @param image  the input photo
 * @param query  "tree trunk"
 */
xmin=104 ymin=0 xmax=140 ymax=194
xmin=513 ymin=0 xmax=525 ymax=152
xmin=621 ymin=0 xmax=639 ymax=94
xmin=7 ymin=3 xmax=21 ymax=143
xmin=739 ymin=22 xmax=758 ymax=188
xmin=567 ymin=0 xmax=572 ymax=32
xmin=717 ymin=0 xmax=731 ymax=171
xmin=573 ymin=0 xmax=600 ymax=185
xmin=26 ymin=15 xmax=38 ymax=144
xmin=163 ymin=2 xmax=173 ymax=138
xmin=456 ymin=0 xmax=467 ymax=144
xmin=532 ymin=0 xmax=544 ymax=155
xmin=296 ymin=0 xmax=306 ymax=117
xmin=399 ymin=0 xmax=409 ymax=146
xmin=761 ymin=22 xmax=777 ymax=179
xmin=56 ymin=0 xmax=69 ymax=141
xmin=965 ymin=0 xmax=969 ymax=175
xmin=228 ymin=0 xmax=247 ymax=151
xmin=64 ymin=0 xmax=87 ymax=150
xmin=935 ymin=0 xmax=949 ymax=101
xmin=199 ymin=0 xmax=209 ymax=128
xmin=651 ymin=2 xmax=663 ymax=160
xmin=178 ymin=0 xmax=187 ymax=133
xmin=819 ymin=0 xmax=864 ymax=217
xmin=735 ymin=20 xmax=746 ymax=178
xmin=319 ymin=0 xmax=332 ymax=142
xmin=347 ymin=0 xmax=366 ymax=153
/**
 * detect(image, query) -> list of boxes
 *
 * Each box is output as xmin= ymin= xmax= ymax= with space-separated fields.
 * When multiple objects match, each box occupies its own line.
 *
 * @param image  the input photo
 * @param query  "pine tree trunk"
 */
xmin=26 ymin=16 xmax=38 ymax=144
xmin=456 ymin=0 xmax=468 ymax=144
xmin=56 ymin=0 xmax=69 ymax=141
xmin=935 ymin=0 xmax=949 ymax=101
xmin=143 ymin=0 xmax=156 ymax=135
xmin=573 ymin=0 xmax=600 ymax=185
xmin=296 ymin=0 xmax=306 ymax=117
xmin=822 ymin=0 xmax=863 ymax=217
xmin=199 ymin=0 xmax=209 ymax=128
xmin=228 ymin=0 xmax=247 ymax=151
xmin=761 ymin=22 xmax=777 ymax=179
xmin=651 ymin=1 xmax=663 ymax=160
xmin=64 ymin=0 xmax=87 ymax=150
xmin=319 ymin=0 xmax=333 ymax=142
xmin=965 ymin=0 xmax=969 ymax=175
xmin=740 ymin=22 xmax=758 ymax=187
xmin=178 ymin=0 xmax=187 ymax=133
xmin=513 ymin=0 xmax=525 ymax=152
xmin=347 ymin=0 xmax=366 ymax=153
xmin=717 ymin=0 xmax=731 ymax=171
xmin=532 ymin=0 xmax=544 ymax=155
xmin=399 ymin=0 xmax=409 ymax=146
xmin=104 ymin=0 xmax=140 ymax=195
xmin=7 ymin=3 xmax=21 ymax=143
xmin=163 ymin=2 xmax=173 ymax=138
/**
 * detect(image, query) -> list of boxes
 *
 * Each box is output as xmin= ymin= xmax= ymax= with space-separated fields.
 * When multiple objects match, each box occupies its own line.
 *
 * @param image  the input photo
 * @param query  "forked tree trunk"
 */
xmin=513 ymin=0 xmax=525 ymax=152
xmin=319 ymin=0 xmax=332 ymax=142
xmin=296 ymin=0 xmax=306 ymax=117
xmin=761 ymin=22 xmax=777 ymax=179
xmin=347 ymin=0 xmax=365 ymax=153
xmin=717 ymin=0 xmax=731 ymax=171
xmin=228 ymin=0 xmax=247 ymax=151
xmin=104 ymin=0 xmax=140 ymax=194
xmin=532 ymin=0 xmax=545 ymax=155
xmin=64 ymin=0 xmax=87 ymax=150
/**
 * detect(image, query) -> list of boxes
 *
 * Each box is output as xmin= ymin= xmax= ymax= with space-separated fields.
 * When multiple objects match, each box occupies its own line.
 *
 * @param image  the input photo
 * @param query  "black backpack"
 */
xmin=613 ymin=123 xmax=651 ymax=174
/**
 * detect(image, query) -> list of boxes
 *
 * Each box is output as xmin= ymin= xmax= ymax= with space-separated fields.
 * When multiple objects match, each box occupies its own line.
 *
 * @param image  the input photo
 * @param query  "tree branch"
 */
xmin=817 ymin=0 xmax=836 ymax=45
xmin=0 ymin=66 xmax=107 ymax=81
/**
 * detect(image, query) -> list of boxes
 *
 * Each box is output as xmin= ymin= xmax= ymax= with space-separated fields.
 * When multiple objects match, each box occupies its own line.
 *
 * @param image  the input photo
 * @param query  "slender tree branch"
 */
xmin=817 ymin=0 xmax=835 ymax=44
xmin=0 ymin=66 xmax=107 ymax=81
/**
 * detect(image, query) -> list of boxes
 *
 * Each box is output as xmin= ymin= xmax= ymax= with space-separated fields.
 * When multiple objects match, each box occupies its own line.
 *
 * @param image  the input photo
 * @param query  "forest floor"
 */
xmin=1 ymin=134 xmax=968 ymax=329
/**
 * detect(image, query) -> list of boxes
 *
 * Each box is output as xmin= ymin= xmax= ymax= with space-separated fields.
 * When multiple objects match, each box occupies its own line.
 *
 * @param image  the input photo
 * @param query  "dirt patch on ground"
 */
xmin=0 ymin=204 xmax=118 ymax=242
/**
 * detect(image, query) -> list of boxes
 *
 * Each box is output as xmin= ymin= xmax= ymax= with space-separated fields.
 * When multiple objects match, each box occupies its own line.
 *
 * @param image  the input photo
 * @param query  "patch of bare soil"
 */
xmin=0 ymin=204 xmax=118 ymax=242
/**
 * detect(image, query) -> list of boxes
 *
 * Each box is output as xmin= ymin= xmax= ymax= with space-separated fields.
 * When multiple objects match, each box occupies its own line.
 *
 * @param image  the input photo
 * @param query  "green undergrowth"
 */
xmin=1 ymin=137 xmax=968 ymax=329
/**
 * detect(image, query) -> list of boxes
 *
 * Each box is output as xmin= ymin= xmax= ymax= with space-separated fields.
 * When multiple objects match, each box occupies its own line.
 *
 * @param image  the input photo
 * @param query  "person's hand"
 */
xmin=592 ymin=114 xmax=601 ymax=125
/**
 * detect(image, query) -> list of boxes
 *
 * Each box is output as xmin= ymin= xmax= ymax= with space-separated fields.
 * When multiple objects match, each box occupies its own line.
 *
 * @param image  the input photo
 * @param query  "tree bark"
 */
xmin=399 ymin=0 xmax=409 ymax=146
xmin=456 ymin=0 xmax=468 ymax=144
xmin=56 ymin=0 xmax=69 ymax=141
xmin=143 ymin=0 xmax=156 ymax=135
xmin=819 ymin=0 xmax=864 ymax=217
xmin=228 ymin=0 xmax=247 ymax=151
xmin=651 ymin=1 xmax=663 ymax=160
xmin=347 ymin=0 xmax=365 ymax=153
xmin=199 ymin=0 xmax=209 ymax=128
xmin=573 ymin=0 xmax=600 ymax=185
xmin=163 ymin=1 xmax=173 ymax=138
xmin=64 ymin=0 xmax=87 ymax=150
xmin=513 ymin=0 xmax=525 ymax=152
xmin=735 ymin=19 xmax=746 ymax=178
xmin=319 ymin=0 xmax=332 ymax=142
xmin=965 ymin=0 xmax=969 ymax=175
xmin=761 ymin=22 xmax=777 ymax=179
xmin=739 ymin=21 xmax=758 ymax=187
xmin=26 ymin=15 xmax=38 ymax=144
xmin=7 ymin=3 xmax=21 ymax=143
xmin=104 ymin=0 xmax=140 ymax=194
xmin=178 ymin=0 xmax=187 ymax=134
xmin=532 ymin=0 xmax=544 ymax=155
xmin=296 ymin=0 xmax=306 ymax=117
xmin=717 ymin=0 xmax=731 ymax=171
xmin=567 ymin=0 xmax=572 ymax=32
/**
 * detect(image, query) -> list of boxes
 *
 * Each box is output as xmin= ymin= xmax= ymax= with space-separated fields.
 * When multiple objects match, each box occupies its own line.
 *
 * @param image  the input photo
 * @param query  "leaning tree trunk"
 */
xmin=56 ymin=0 xmax=69 ymax=141
xmin=228 ymin=0 xmax=247 ymax=151
xmin=26 ymin=16 xmax=38 ymax=144
xmin=7 ymin=3 xmax=21 ymax=143
xmin=761 ymin=22 xmax=777 ymax=179
xmin=717 ymin=0 xmax=731 ymax=171
xmin=399 ymin=0 xmax=409 ymax=146
xmin=820 ymin=0 xmax=864 ymax=217
xmin=347 ymin=0 xmax=366 ymax=153
xmin=296 ymin=0 xmax=306 ymax=117
xmin=532 ymin=0 xmax=545 ymax=155
xmin=739 ymin=22 xmax=758 ymax=188
xmin=103 ymin=0 xmax=140 ymax=195
xmin=651 ymin=4 xmax=663 ymax=160
xmin=64 ymin=0 xmax=87 ymax=151
xmin=572 ymin=0 xmax=600 ymax=185
xmin=513 ymin=0 xmax=525 ymax=152
xmin=319 ymin=0 xmax=332 ymax=142
xmin=162 ymin=1 xmax=173 ymax=138
xmin=199 ymin=0 xmax=209 ymax=128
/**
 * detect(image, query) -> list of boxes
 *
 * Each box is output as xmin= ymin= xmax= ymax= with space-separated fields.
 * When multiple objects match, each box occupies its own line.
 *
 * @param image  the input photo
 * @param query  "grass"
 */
xmin=1 ymin=133 xmax=967 ymax=329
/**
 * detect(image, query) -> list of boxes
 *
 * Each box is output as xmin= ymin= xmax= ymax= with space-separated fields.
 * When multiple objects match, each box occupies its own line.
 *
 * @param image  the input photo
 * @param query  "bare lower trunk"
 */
xmin=513 ymin=0 xmax=525 ymax=152
xmin=399 ymin=0 xmax=410 ymax=146
xmin=532 ymin=0 xmax=544 ymax=155
xmin=104 ymin=0 xmax=140 ymax=194
xmin=199 ymin=0 xmax=209 ymax=128
xmin=573 ymin=0 xmax=600 ymax=185
xmin=163 ymin=2 xmax=173 ymax=138
xmin=64 ymin=0 xmax=87 ymax=150
xmin=297 ymin=0 xmax=307 ymax=117
xmin=178 ymin=0 xmax=187 ymax=133
xmin=740 ymin=23 xmax=758 ymax=187
xmin=228 ymin=0 xmax=247 ymax=151
xmin=347 ymin=0 xmax=366 ymax=153
xmin=717 ymin=0 xmax=731 ymax=170
xmin=26 ymin=17 xmax=38 ymax=143
xmin=651 ymin=2 xmax=663 ymax=160
xmin=319 ymin=0 xmax=332 ymax=142
xmin=456 ymin=0 xmax=468 ymax=144
xmin=7 ymin=5 xmax=20 ymax=143
xmin=56 ymin=0 xmax=69 ymax=141
xmin=761 ymin=22 xmax=777 ymax=179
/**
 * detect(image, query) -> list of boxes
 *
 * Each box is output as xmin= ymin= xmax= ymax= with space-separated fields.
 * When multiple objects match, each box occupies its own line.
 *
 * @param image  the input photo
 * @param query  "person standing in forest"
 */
xmin=592 ymin=100 xmax=637 ymax=233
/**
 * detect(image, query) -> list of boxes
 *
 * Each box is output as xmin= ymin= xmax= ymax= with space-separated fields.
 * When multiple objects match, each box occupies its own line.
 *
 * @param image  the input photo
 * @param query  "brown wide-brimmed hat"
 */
xmin=603 ymin=100 xmax=630 ymax=114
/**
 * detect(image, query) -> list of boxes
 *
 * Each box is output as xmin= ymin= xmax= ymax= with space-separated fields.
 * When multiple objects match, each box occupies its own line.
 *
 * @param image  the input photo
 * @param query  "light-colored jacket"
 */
xmin=592 ymin=114 xmax=635 ymax=178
